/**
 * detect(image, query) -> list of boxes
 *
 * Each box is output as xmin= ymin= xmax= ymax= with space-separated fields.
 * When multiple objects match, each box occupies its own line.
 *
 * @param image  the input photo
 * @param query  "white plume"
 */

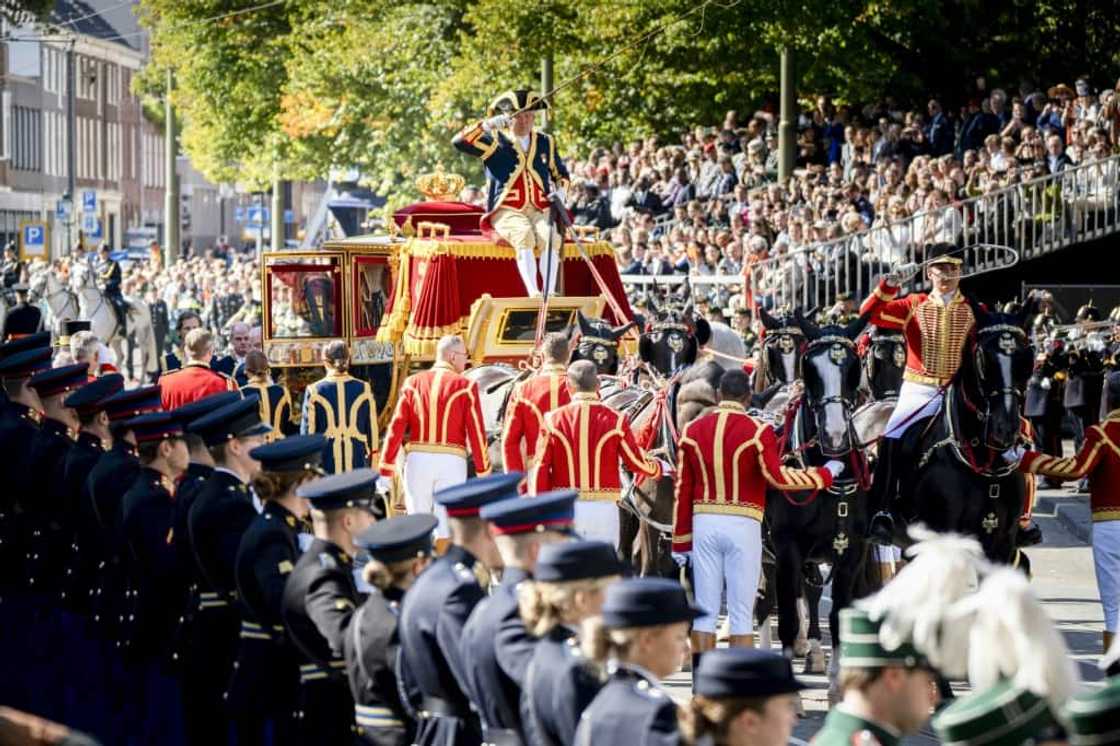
xmin=947 ymin=568 xmax=1079 ymax=710
xmin=857 ymin=525 xmax=989 ymax=674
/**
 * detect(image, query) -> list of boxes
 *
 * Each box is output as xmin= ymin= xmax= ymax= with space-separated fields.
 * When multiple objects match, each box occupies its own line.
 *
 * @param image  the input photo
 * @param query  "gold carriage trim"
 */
xmin=400 ymin=316 xmax=471 ymax=358
xmin=1093 ymin=509 xmax=1120 ymax=522
xmin=693 ymin=503 xmax=764 ymax=521
xmin=406 ymin=238 xmax=615 ymax=262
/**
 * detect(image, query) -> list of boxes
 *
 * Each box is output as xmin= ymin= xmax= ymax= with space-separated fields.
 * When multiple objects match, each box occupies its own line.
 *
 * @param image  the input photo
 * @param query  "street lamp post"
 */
xmin=778 ymin=48 xmax=797 ymax=184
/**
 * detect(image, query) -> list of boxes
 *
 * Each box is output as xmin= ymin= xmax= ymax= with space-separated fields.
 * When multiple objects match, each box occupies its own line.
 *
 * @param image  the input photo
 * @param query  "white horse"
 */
xmin=28 ymin=262 xmax=79 ymax=334
xmin=69 ymin=261 xmax=157 ymax=380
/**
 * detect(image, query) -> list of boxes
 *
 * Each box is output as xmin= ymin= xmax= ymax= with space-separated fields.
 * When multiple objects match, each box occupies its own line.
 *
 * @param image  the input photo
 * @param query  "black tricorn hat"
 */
xmin=488 ymin=89 xmax=549 ymax=117
xmin=925 ymin=242 xmax=963 ymax=266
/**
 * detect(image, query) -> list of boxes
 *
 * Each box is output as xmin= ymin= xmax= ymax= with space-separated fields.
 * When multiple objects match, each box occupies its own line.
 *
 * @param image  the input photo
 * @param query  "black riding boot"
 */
xmin=868 ymin=438 xmax=898 ymax=545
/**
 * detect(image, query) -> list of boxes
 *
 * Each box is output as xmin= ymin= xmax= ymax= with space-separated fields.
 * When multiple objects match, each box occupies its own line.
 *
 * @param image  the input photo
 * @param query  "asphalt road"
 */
xmin=661 ymin=484 xmax=1108 ymax=743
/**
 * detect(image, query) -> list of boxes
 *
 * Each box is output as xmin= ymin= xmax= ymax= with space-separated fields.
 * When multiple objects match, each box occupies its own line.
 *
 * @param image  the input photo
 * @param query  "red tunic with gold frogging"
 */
xmin=1019 ymin=413 xmax=1120 ymax=521
xmin=379 ymin=361 xmax=491 ymax=477
xmin=671 ymin=401 xmax=834 ymax=553
xmin=501 ymin=364 xmax=572 ymax=475
xmin=532 ymin=392 xmax=662 ymax=501
xmin=859 ymin=278 xmax=976 ymax=386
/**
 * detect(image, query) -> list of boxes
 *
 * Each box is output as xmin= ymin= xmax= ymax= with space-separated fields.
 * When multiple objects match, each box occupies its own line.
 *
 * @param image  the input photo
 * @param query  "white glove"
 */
xmin=1040 ymin=376 xmax=1052 ymax=390
xmin=483 ymin=114 xmax=511 ymax=132
xmin=886 ymin=262 xmax=920 ymax=286
xmin=1002 ymin=446 xmax=1026 ymax=464
xmin=823 ymin=460 xmax=845 ymax=477
xmin=656 ymin=458 xmax=674 ymax=477
xmin=671 ymin=552 xmax=690 ymax=567
xmin=1088 ymin=336 xmax=1107 ymax=353
xmin=375 ymin=475 xmax=392 ymax=495
xmin=548 ymin=187 xmax=567 ymax=204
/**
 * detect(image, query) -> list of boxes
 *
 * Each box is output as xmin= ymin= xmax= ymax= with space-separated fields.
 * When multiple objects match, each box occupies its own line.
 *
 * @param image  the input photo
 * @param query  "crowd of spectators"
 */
xmin=496 ymin=76 xmax=1120 ymax=313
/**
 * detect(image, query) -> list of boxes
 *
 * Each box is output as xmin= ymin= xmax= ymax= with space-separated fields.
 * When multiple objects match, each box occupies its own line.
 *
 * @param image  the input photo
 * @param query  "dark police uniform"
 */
xmin=397 ymin=473 xmax=524 ymax=746
xmin=26 ymin=364 xmax=89 ymax=594
xmin=229 ymin=435 xmax=325 ymax=745
xmin=184 ymin=397 xmax=272 ymax=745
xmin=1025 ymin=344 xmax=1067 ymax=479
xmin=59 ymin=374 xmax=124 ymax=611
xmin=97 ymin=254 xmax=128 ymax=333
xmin=282 ymin=469 xmax=380 ymax=746
xmin=345 ymin=514 xmax=439 ymax=746
xmin=520 ymin=541 xmax=622 ymax=746
xmin=118 ymin=413 xmax=192 ymax=740
xmin=459 ymin=490 xmax=578 ymax=746
xmin=572 ymin=578 xmax=701 ymax=746
xmin=0 ymin=345 xmax=49 ymax=714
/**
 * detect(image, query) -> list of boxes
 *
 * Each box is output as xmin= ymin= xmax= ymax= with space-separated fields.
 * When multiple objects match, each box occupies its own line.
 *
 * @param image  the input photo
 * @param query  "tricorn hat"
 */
xmin=488 ymin=89 xmax=549 ymax=117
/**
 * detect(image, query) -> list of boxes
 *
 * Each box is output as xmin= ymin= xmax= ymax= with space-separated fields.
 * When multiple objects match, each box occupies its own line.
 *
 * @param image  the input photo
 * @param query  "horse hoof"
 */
xmin=793 ymin=639 xmax=811 ymax=658
xmin=804 ymin=640 xmax=827 ymax=674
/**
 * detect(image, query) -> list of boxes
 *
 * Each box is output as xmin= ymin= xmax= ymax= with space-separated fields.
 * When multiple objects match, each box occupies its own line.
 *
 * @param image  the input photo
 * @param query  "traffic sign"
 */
xmin=56 ymin=199 xmax=72 ymax=221
xmin=283 ymin=209 xmax=294 ymax=225
xmin=81 ymin=214 xmax=102 ymax=239
xmin=247 ymin=206 xmax=270 ymax=225
xmin=234 ymin=206 xmax=245 ymax=223
xmin=82 ymin=190 xmax=96 ymax=213
xmin=18 ymin=221 xmax=48 ymax=260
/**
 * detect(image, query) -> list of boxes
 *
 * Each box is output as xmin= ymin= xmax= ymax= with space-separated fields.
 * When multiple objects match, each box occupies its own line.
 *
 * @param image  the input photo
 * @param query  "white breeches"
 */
xmin=402 ymin=451 xmax=468 ymax=539
xmin=1092 ymin=520 xmax=1120 ymax=632
xmin=884 ymin=381 xmax=944 ymax=439
xmin=491 ymin=205 xmax=562 ymax=297
xmin=574 ymin=500 xmax=619 ymax=549
xmin=692 ymin=514 xmax=763 ymax=635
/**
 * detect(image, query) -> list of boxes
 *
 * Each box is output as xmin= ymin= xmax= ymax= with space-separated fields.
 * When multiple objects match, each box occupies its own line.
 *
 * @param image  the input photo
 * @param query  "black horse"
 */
xmin=756 ymin=307 xmax=807 ymax=389
xmin=863 ymin=326 xmax=906 ymax=401
xmin=570 ymin=310 xmax=635 ymax=376
xmin=766 ymin=310 xmax=881 ymax=671
xmin=890 ymin=306 xmax=1035 ymax=564
xmin=638 ymin=294 xmax=712 ymax=379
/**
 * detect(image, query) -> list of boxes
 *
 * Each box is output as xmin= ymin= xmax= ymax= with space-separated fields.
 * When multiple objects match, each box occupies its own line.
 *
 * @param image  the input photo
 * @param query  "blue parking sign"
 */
xmin=81 ymin=214 xmax=102 ymax=239
xmin=247 ymin=206 xmax=270 ymax=225
xmin=82 ymin=190 xmax=96 ymax=213
xmin=19 ymin=221 xmax=48 ymax=259
xmin=234 ymin=206 xmax=245 ymax=222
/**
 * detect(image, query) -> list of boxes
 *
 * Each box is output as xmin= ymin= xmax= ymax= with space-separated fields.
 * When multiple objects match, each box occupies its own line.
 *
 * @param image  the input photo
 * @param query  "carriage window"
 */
xmin=352 ymin=257 xmax=393 ymax=338
xmin=498 ymin=309 xmax=575 ymax=343
xmin=266 ymin=258 xmax=343 ymax=339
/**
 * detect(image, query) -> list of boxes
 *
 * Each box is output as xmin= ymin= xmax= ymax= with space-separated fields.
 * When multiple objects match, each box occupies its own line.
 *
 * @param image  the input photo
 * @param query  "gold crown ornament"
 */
xmin=416 ymin=165 xmax=465 ymax=202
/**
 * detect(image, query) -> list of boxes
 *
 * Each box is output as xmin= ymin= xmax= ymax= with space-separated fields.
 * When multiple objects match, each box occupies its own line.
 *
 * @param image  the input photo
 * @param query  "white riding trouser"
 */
xmin=692 ymin=514 xmax=763 ymax=635
xmin=1092 ymin=520 xmax=1120 ymax=632
xmin=884 ymin=381 xmax=944 ymax=439
xmin=575 ymin=500 xmax=619 ymax=549
xmin=402 ymin=451 xmax=467 ymax=539
xmin=491 ymin=205 xmax=562 ymax=297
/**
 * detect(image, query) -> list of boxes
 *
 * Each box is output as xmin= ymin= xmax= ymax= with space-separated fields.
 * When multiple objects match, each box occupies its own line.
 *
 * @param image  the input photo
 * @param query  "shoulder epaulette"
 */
xmin=318 ymin=552 xmax=338 ymax=570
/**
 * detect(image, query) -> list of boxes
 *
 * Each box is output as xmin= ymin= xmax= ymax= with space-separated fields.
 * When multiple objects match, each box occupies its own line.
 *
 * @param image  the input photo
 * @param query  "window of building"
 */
xmin=11 ymin=106 xmax=42 ymax=172
xmin=106 ymin=64 xmax=120 ymax=106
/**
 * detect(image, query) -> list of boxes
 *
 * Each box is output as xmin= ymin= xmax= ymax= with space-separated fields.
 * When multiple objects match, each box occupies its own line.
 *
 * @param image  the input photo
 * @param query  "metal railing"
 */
xmin=620 ymin=154 xmax=1120 ymax=310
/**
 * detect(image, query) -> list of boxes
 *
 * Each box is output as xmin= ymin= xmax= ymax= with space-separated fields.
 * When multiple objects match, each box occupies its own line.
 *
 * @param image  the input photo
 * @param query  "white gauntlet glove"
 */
xmin=483 ymin=114 xmax=511 ymax=132
xmin=823 ymin=460 xmax=845 ymax=478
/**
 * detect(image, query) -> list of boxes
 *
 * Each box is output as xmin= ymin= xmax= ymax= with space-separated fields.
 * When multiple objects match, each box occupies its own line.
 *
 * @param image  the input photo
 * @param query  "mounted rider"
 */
xmin=96 ymin=243 xmax=128 ymax=337
xmin=1 ymin=243 xmax=26 ymax=300
xmin=452 ymin=88 xmax=570 ymax=298
xmin=860 ymin=243 xmax=1040 ymax=545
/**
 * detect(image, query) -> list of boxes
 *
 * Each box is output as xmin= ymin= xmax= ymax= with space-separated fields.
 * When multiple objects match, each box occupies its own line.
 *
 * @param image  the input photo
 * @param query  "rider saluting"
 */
xmin=860 ymin=243 xmax=1041 ymax=546
xmin=96 ymin=243 xmax=128 ymax=337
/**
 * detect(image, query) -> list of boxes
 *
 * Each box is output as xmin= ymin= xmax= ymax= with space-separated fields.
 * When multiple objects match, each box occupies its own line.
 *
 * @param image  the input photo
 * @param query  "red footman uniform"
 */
xmin=501 ymin=363 xmax=571 ymax=476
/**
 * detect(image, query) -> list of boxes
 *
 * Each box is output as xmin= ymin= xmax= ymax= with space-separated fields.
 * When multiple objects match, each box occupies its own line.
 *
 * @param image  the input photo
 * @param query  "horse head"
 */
xmin=638 ymin=296 xmax=710 ymax=378
xmin=864 ymin=325 xmax=906 ymax=400
xmin=758 ymin=306 xmax=806 ymax=385
xmin=570 ymin=310 xmax=635 ymax=375
xmin=967 ymin=303 xmax=1034 ymax=450
xmin=795 ymin=310 xmax=869 ymax=456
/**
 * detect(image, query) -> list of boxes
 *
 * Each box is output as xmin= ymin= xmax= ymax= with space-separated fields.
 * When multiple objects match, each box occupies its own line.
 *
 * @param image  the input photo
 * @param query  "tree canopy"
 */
xmin=136 ymin=0 xmax=1120 ymax=200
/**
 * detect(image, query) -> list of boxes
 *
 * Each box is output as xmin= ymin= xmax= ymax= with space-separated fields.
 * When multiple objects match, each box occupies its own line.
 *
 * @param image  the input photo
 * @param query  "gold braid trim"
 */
xmin=404 ymin=238 xmax=615 ymax=261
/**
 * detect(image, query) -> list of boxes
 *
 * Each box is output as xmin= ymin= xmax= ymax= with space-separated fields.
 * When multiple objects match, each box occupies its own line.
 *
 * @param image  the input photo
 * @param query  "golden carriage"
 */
xmin=260 ymin=170 xmax=633 ymax=426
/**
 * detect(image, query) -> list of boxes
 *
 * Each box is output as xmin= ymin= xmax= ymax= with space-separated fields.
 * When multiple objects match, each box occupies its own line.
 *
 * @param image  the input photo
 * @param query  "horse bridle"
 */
xmin=970 ymin=324 xmax=1029 ymax=418
xmin=34 ymin=274 xmax=78 ymax=315
xmin=800 ymin=335 xmax=860 ymax=458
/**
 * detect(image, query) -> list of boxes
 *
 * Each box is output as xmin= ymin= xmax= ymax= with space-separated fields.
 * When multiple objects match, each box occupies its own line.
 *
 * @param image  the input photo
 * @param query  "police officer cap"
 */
xmin=433 ymin=472 xmax=524 ymax=518
xmin=172 ymin=391 xmax=241 ymax=428
xmin=28 ymin=362 xmax=89 ymax=398
xmin=64 ymin=372 xmax=124 ymax=415
xmin=298 ymin=468 xmax=379 ymax=512
xmin=0 ymin=331 xmax=51 ymax=361
xmin=355 ymin=513 xmax=438 ymax=564
xmin=250 ymin=434 xmax=326 ymax=473
xmin=600 ymin=577 xmax=703 ymax=629
xmin=479 ymin=489 xmax=577 ymax=535
xmin=535 ymin=540 xmax=625 ymax=583
xmin=188 ymin=397 xmax=271 ymax=446
xmin=694 ymin=648 xmax=808 ymax=699
xmin=0 ymin=346 xmax=52 ymax=380
xmin=102 ymin=384 xmax=163 ymax=422
xmin=125 ymin=412 xmax=184 ymax=444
